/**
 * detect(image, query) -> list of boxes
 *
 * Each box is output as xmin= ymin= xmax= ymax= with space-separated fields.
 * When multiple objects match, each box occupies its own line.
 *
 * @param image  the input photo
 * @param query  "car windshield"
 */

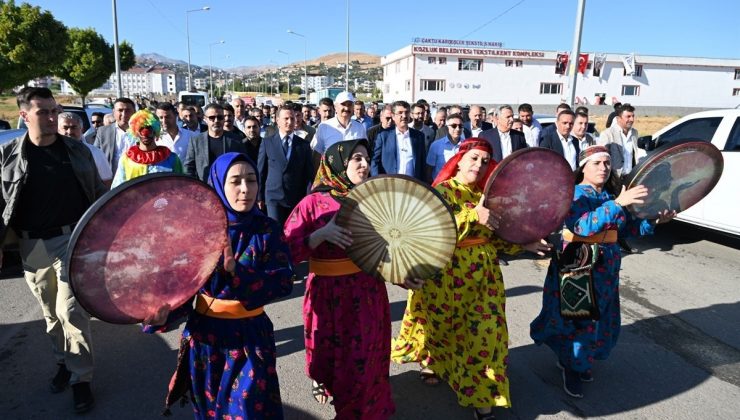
xmin=180 ymin=95 xmax=206 ymax=107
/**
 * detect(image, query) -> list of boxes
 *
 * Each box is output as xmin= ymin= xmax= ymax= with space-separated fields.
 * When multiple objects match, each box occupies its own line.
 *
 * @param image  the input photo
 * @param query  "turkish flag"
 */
xmin=578 ymin=53 xmax=589 ymax=74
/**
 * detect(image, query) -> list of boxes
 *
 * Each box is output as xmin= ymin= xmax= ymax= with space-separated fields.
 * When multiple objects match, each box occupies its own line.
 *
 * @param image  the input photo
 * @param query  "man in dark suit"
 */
xmin=538 ymin=109 xmax=580 ymax=170
xmin=94 ymin=97 xmax=135 ymax=174
xmin=184 ymin=103 xmax=246 ymax=183
xmin=536 ymin=103 xmax=572 ymax=145
xmin=465 ymin=105 xmax=493 ymax=138
xmin=257 ymin=106 xmax=314 ymax=226
xmin=371 ymin=100 xmax=426 ymax=182
xmin=479 ymin=105 xmax=528 ymax=163
xmin=366 ymin=104 xmax=394 ymax=154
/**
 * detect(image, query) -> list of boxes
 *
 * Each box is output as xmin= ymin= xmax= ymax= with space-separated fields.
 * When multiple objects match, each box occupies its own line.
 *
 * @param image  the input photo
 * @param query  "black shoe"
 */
xmin=49 ymin=364 xmax=71 ymax=393
xmin=618 ymin=238 xmax=638 ymax=254
xmin=72 ymin=382 xmax=94 ymax=413
xmin=562 ymin=367 xmax=583 ymax=398
xmin=473 ymin=408 xmax=496 ymax=420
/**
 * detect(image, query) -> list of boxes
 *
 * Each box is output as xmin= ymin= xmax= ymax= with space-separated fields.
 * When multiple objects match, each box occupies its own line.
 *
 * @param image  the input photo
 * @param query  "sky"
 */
xmin=24 ymin=0 xmax=740 ymax=69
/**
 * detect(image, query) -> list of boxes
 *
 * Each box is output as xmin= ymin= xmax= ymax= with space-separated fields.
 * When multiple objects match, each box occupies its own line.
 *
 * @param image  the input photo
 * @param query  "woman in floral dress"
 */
xmin=392 ymin=138 xmax=549 ymax=420
xmin=530 ymin=145 xmax=675 ymax=398
xmin=144 ymin=152 xmax=294 ymax=419
xmin=284 ymin=139 xmax=422 ymax=419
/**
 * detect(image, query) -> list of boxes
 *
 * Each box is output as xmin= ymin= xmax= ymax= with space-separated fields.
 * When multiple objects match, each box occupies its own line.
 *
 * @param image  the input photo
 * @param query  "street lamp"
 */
xmin=287 ymin=29 xmax=308 ymax=99
xmin=209 ymin=40 xmax=225 ymax=101
xmin=268 ymin=60 xmax=279 ymax=96
xmin=186 ymin=6 xmax=210 ymax=90
xmin=345 ymin=0 xmax=350 ymax=91
xmin=277 ymin=49 xmax=290 ymax=98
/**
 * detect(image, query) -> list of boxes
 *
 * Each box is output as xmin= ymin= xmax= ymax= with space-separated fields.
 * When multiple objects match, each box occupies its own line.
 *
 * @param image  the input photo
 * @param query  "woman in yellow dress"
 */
xmin=391 ymin=138 xmax=549 ymax=419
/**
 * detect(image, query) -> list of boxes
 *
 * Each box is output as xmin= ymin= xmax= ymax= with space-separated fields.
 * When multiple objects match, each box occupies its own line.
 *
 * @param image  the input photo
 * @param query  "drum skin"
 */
xmin=484 ymin=148 xmax=575 ymax=244
xmin=67 ymin=173 xmax=228 ymax=324
xmin=624 ymin=140 xmax=723 ymax=219
xmin=336 ymin=175 xmax=457 ymax=285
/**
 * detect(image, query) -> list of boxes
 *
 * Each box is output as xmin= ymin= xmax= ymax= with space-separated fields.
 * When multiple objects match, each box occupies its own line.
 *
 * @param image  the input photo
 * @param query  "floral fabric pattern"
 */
xmin=284 ymin=192 xmax=395 ymax=419
xmin=530 ymin=185 xmax=654 ymax=373
xmin=144 ymin=215 xmax=294 ymax=419
xmin=392 ymin=178 xmax=522 ymax=409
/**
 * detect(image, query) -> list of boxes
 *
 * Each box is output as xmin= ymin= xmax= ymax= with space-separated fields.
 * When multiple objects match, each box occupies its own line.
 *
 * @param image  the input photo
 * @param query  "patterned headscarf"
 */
xmin=578 ymin=145 xmax=610 ymax=168
xmin=432 ymin=138 xmax=496 ymax=190
xmin=209 ymin=152 xmax=262 ymax=226
xmin=312 ymin=139 xmax=369 ymax=200
xmin=127 ymin=108 xmax=161 ymax=141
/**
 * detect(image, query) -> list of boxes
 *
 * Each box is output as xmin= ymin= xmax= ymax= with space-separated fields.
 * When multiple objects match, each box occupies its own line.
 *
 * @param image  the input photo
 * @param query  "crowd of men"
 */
xmin=1 ymin=86 xmax=642 ymax=413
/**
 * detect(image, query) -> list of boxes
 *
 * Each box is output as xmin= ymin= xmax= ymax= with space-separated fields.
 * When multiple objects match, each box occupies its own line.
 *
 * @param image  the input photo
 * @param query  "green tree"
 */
xmin=119 ymin=40 xmax=136 ymax=70
xmin=0 ymin=0 xmax=68 ymax=91
xmin=54 ymin=28 xmax=136 ymax=104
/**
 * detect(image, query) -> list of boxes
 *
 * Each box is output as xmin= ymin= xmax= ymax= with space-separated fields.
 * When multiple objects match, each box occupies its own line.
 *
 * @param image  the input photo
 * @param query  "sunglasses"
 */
xmin=448 ymin=124 xmax=462 ymax=129
xmin=206 ymin=115 xmax=225 ymax=121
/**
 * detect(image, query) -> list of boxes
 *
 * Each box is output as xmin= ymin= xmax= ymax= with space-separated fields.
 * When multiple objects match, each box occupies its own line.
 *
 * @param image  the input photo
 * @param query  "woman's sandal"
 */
xmin=473 ymin=408 xmax=496 ymax=420
xmin=311 ymin=380 xmax=329 ymax=405
xmin=419 ymin=367 xmax=441 ymax=386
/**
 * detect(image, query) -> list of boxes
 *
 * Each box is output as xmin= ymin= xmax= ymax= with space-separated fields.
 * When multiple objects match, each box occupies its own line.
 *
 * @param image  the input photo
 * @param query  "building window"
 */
xmin=505 ymin=60 xmax=513 ymax=67
xmin=420 ymin=79 xmax=446 ymax=91
xmin=428 ymin=57 xmax=437 ymax=64
xmin=458 ymin=58 xmax=483 ymax=71
xmin=439 ymin=57 xmax=447 ymax=64
xmin=624 ymin=64 xmax=643 ymax=77
xmin=539 ymin=83 xmax=562 ymax=95
xmin=516 ymin=60 xmax=523 ymax=67
xmin=384 ymin=84 xmax=390 ymax=93
xmin=735 ymin=69 xmax=740 ymax=80
xmin=733 ymin=88 xmax=740 ymax=96
xmin=405 ymin=80 xmax=411 ymax=91
xmin=395 ymin=62 xmax=400 ymax=73
xmin=622 ymin=85 xmax=640 ymax=96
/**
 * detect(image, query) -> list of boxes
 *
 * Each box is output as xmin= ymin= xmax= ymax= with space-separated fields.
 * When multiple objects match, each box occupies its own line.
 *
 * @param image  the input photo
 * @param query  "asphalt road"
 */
xmin=1 ymin=221 xmax=739 ymax=419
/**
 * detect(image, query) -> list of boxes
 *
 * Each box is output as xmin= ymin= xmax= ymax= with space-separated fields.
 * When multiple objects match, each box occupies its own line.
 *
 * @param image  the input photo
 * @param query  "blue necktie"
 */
xmin=282 ymin=136 xmax=289 ymax=157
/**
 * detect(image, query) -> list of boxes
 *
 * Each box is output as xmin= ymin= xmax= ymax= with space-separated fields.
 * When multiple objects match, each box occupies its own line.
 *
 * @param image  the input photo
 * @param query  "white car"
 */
xmin=638 ymin=109 xmax=740 ymax=236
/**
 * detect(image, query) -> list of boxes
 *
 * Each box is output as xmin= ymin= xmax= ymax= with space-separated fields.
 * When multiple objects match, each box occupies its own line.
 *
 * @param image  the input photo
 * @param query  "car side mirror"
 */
xmin=637 ymin=135 xmax=653 ymax=151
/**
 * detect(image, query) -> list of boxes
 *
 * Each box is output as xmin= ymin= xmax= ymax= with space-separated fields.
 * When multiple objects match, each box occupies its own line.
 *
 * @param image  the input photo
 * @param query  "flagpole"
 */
xmin=568 ymin=0 xmax=586 ymax=107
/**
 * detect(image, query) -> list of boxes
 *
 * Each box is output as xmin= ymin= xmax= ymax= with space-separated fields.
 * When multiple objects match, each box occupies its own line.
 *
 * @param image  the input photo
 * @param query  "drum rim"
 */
xmin=338 ymin=174 xmax=457 ymax=283
xmin=623 ymin=139 xmax=723 ymax=189
xmin=66 ymin=173 xmax=227 ymax=324
xmin=483 ymin=147 xmax=575 ymax=243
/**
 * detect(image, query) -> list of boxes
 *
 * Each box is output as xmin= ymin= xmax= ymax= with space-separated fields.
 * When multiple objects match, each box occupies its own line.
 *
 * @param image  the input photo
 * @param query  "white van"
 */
xmin=178 ymin=91 xmax=209 ymax=108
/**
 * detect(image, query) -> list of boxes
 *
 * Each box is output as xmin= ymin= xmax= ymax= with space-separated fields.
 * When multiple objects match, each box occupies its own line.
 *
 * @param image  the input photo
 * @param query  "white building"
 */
xmin=382 ymin=39 xmax=740 ymax=108
xmin=193 ymin=78 xmax=208 ymax=90
xmin=301 ymin=74 xmax=334 ymax=92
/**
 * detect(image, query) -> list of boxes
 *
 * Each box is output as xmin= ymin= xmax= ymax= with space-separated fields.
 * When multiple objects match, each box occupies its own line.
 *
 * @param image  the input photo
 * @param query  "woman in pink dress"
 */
xmin=284 ymin=139 xmax=421 ymax=419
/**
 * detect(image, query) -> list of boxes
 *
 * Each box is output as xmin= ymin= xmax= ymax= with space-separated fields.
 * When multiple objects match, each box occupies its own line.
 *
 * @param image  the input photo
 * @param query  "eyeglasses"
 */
xmin=448 ymin=124 xmax=462 ymax=129
xmin=91 ymin=120 xmax=103 ymax=126
xmin=206 ymin=115 xmax=225 ymax=121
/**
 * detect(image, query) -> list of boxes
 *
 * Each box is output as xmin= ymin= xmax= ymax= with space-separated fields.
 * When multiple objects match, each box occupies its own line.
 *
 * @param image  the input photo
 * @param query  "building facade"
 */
xmin=381 ymin=40 xmax=740 ymax=108
xmin=301 ymin=74 xmax=334 ymax=92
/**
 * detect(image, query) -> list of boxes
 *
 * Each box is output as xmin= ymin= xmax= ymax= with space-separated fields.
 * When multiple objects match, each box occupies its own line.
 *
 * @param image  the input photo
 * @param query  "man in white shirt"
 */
xmin=518 ymin=103 xmax=542 ymax=147
xmin=572 ymin=111 xmax=596 ymax=151
xmin=538 ymin=110 xmax=579 ymax=170
xmin=598 ymin=104 xmax=639 ymax=178
xmin=479 ymin=105 xmax=528 ymax=163
xmin=58 ymin=112 xmax=112 ymax=188
xmin=155 ymin=102 xmax=192 ymax=163
xmin=231 ymin=97 xmax=247 ymax=134
xmin=466 ymin=105 xmax=492 ymax=138
xmin=371 ymin=100 xmax=426 ymax=181
xmin=312 ymin=91 xmax=367 ymax=170
xmin=93 ymin=97 xmax=135 ymax=175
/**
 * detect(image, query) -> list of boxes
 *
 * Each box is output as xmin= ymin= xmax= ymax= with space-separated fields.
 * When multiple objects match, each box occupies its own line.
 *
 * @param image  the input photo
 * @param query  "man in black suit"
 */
xmin=435 ymin=105 xmax=472 ymax=140
xmin=479 ymin=105 xmax=528 ymax=163
xmin=371 ymin=100 xmax=426 ymax=182
xmin=536 ymin=103 xmax=572 ymax=145
xmin=257 ymin=106 xmax=314 ymax=226
xmin=184 ymin=103 xmax=246 ymax=183
xmin=538 ymin=109 xmax=580 ymax=170
xmin=465 ymin=105 xmax=493 ymax=138
xmin=366 ymin=104 xmax=394 ymax=155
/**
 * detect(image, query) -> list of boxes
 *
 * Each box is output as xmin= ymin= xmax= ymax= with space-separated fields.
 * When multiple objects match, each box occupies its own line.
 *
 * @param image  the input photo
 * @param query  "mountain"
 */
xmin=136 ymin=53 xmax=188 ymax=66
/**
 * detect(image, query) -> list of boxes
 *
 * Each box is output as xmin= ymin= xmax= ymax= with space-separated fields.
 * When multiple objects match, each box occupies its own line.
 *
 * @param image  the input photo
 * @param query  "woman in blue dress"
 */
xmin=530 ymin=145 xmax=675 ymax=399
xmin=144 ymin=152 xmax=294 ymax=419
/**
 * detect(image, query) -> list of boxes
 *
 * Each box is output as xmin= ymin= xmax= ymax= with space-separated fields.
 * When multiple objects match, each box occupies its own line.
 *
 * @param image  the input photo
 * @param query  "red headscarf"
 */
xmin=432 ymin=138 xmax=496 ymax=190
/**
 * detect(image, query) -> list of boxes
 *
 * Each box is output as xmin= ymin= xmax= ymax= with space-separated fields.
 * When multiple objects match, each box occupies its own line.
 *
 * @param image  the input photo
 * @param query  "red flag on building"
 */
xmin=578 ymin=53 xmax=589 ymax=74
